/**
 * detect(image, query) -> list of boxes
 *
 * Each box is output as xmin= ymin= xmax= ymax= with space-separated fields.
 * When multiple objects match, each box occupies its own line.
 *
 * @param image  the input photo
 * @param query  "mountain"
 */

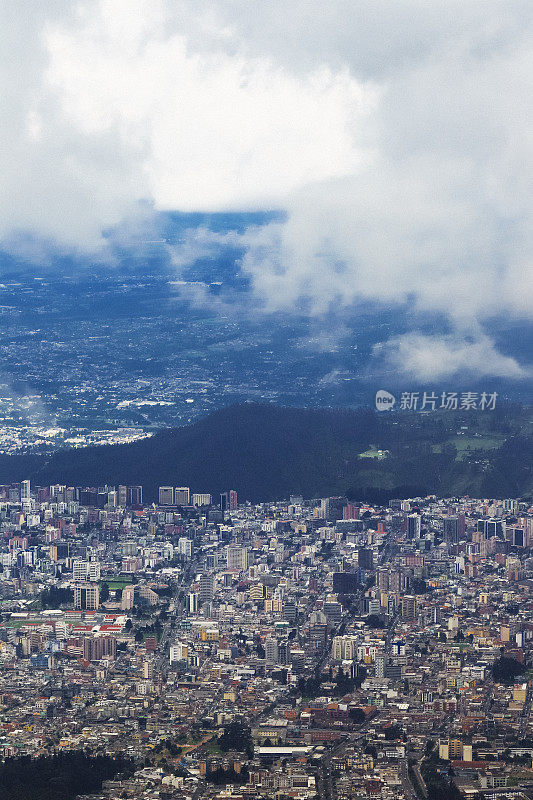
xmin=1 ymin=403 xmax=532 ymax=503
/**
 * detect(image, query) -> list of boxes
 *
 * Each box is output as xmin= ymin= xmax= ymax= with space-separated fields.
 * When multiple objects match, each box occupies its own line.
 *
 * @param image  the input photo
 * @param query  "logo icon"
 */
xmin=375 ymin=389 xmax=396 ymax=411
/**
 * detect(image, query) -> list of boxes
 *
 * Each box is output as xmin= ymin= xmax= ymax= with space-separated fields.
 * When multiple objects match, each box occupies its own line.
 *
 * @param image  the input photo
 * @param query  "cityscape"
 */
xmin=0 ymin=480 xmax=530 ymax=799
xmin=1 ymin=1 xmax=532 ymax=799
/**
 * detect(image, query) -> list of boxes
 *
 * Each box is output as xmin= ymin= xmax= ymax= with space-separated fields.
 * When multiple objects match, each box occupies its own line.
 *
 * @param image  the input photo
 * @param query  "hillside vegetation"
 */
xmin=1 ymin=403 xmax=532 ymax=503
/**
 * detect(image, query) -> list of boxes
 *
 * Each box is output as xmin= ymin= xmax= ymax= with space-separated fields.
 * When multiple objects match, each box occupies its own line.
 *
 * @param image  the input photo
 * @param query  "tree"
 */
xmin=492 ymin=656 xmax=525 ymax=683
xmin=124 ymin=619 xmax=132 ymax=632
xmin=218 ymin=720 xmax=253 ymax=758
xmin=365 ymin=614 xmax=386 ymax=629
xmin=349 ymin=708 xmax=366 ymax=725
xmin=384 ymin=724 xmax=403 ymax=741
xmin=100 ymin=582 xmax=110 ymax=603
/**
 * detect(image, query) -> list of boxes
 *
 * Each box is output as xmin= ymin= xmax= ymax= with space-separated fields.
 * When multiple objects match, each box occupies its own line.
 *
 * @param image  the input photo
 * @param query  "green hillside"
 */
xmin=0 ymin=403 xmax=532 ymax=503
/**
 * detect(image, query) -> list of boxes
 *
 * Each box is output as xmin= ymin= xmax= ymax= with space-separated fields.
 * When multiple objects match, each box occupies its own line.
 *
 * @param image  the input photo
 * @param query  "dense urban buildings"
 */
xmin=0 ymin=477 xmax=529 ymax=799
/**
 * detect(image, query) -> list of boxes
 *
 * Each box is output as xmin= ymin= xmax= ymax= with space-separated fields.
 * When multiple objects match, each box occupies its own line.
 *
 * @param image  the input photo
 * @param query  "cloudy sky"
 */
xmin=2 ymin=0 xmax=532 ymax=382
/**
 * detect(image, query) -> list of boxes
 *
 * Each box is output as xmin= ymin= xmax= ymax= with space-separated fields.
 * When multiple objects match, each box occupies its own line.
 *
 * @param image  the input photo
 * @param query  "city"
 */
xmin=1 ymin=2 xmax=532 ymax=799
xmin=0 ymin=480 xmax=530 ymax=799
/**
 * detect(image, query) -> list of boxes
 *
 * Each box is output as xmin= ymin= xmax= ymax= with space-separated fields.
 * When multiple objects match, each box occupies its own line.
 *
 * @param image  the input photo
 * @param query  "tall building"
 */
xmin=187 ymin=592 xmax=199 ymax=614
xmin=309 ymin=610 xmax=329 ymax=653
xmin=170 ymin=642 xmax=188 ymax=663
xmin=343 ymin=503 xmax=359 ymax=520
xmin=407 ymin=514 xmax=421 ymax=539
xmin=477 ymin=518 xmax=504 ymax=539
xmin=357 ymin=547 xmax=374 ymax=571
xmin=265 ymin=637 xmax=278 ymax=665
xmin=226 ymin=545 xmax=249 ymax=572
xmin=128 ymin=485 xmax=143 ymax=506
xmin=443 ymin=516 xmax=459 ymax=544
xmin=326 ymin=496 xmax=348 ymax=522
xmin=174 ymin=487 xmax=190 ymax=505
xmin=74 ymin=583 xmax=100 ymax=610
xmin=83 ymin=636 xmax=116 ymax=661
xmin=199 ymin=574 xmax=214 ymax=604
xmin=159 ymin=486 xmax=174 ymax=505
xmin=192 ymin=493 xmax=212 ymax=507
xmin=220 ymin=490 xmax=238 ymax=512
xmin=400 ymin=595 xmax=416 ymax=621
xmin=121 ymin=584 xmax=135 ymax=610
xmin=73 ymin=560 xmax=101 ymax=582
xmin=333 ymin=571 xmax=360 ymax=594
xmin=20 ymin=480 xmax=30 ymax=503
xmin=177 ymin=538 xmax=193 ymax=558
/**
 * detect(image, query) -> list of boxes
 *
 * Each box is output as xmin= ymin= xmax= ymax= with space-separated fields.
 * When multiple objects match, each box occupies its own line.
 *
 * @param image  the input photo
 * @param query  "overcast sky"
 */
xmin=1 ymin=0 xmax=532 ymax=381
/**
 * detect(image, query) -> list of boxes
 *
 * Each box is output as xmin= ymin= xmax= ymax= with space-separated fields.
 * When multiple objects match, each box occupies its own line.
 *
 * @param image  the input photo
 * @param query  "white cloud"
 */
xmin=373 ymin=333 xmax=529 ymax=382
xmin=0 ymin=0 xmax=372 ymax=253
xmin=1 ymin=1 xmax=532 ymax=380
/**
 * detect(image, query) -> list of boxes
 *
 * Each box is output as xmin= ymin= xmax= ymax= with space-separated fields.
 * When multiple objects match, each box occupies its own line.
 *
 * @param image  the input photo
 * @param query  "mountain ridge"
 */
xmin=0 ymin=403 xmax=532 ymax=503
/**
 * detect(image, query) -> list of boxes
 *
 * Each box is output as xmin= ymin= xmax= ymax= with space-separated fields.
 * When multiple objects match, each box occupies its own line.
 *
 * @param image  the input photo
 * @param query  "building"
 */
xmin=265 ymin=637 xmax=278 ymax=665
xmin=357 ymin=547 xmax=374 ymax=571
xmin=220 ymin=490 xmax=238 ymax=512
xmin=174 ymin=487 xmax=190 ymax=505
xmin=159 ymin=486 xmax=174 ymax=505
xmin=250 ymin=583 xmax=264 ymax=601
xmin=400 ymin=595 xmax=416 ymax=621
xmin=20 ymin=480 xmax=31 ymax=503
xmin=121 ymin=584 xmax=135 ymax=610
xmin=199 ymin=574 xmax=214 ymax=604
xmin=407 ymin=514 xmax=421 ymax=539
xmin=226 ymin=545 xmax=249 ymax=572
xmin=332 ymin=635 xmax=358 ymax=661
xmin=170 ymin=642 xmax=188 ymax=664
xmin=83 ymin=636 xmax=116 ymax=661
xmin=187 ymin=592 xmax=199 ymax=613
xmin=192 ymin=493 xmax=212 ymax=507
xmin=333 ymin=572 xmax=360 ymax=594
xmin=343 ymin=503 xmax=359 ymax=520
xmin=73 ymin=560 xmax=101 ymax=582
xmin=439 ymin=740 xmax=472 ymax=762
xmin=74 ymin=583 xmax=100 ymax=610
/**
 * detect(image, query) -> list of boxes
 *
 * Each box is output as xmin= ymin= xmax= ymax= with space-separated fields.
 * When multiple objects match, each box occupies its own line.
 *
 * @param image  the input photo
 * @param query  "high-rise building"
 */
xmin=187 ymin=592 xmax=199 ymax=614
xmin=400 ymin=595 xmax=416 ymax=621
xmin=477 ymin=518 xmax=504 ymax=539
xmin=128 ymin=485 xmax=143 ymax=506
xmin=326 ymin=496 xmax=348 ymax=522
xmin=444 ymin=516 xmax=459 ymax=544
xmin=159 ymin=486 xmax=174 ymax=505
xmin=265 ymin=637 xmax=278 ymax=665
xmin=20 ymin=480 xmax=30 ymax=503
xmin=118 ymin=485 xmax=127 ymax=506
xmin=357 ymin=547 xmax=374 ymax=571
xmin=170 ymin=642 xmax=188 ymax=663
xmin=199 ymin=574 xmax=214 ymax=604
xmin=73 ymin=560 xmax=101 ymax=582
xmin=226 ymin=545 xmax=249 ymax=572
xmin=309 ymin=618 xmax=328 ymax=653
xmin=331 ymin=635 xmax=358 ymax=661
xmin=333 ymin=572 xmax=360 ymax=594
xmin=177 ymin=538 xmax=193 ymax=558
xmin=323 ymin=600 xmax=342 ymax=626
xmin=192 ymin=493 xmax=212 ymax=507
xmin=343 ymin=503 xmax=359 ymax=520
xmin=121 ymin=584 xmax=135 ymax=610
xmin=407 ymin=514 xmax=421 ymax=539
xmin=83 ymin=636 xmax=116 ymax=661
xmin=220 ymin=490 xmax=238 ymax=512
xmin=174 ymin=487 xmax=190 ymax=505
xmin=74 ymin=583 xmax=100 ymax=610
